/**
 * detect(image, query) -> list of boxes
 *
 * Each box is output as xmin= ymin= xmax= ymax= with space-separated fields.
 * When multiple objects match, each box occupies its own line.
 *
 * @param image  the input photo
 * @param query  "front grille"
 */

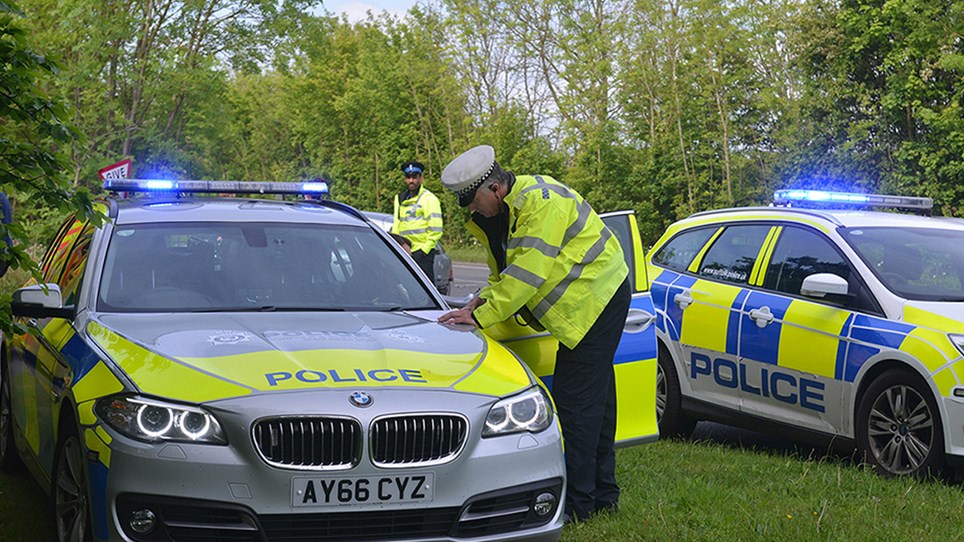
xmin=253 ymin=417 xmax=361 ymax=470
xmin=370 ymin=414 xmax=468 ymax=467
xmin=260 ymin=508 xmax=460 ymax=541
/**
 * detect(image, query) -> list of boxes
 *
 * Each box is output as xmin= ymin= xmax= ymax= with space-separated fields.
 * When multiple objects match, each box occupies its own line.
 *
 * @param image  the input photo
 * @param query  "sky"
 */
xmin=321 ymin=0 xmax=419 ymax=22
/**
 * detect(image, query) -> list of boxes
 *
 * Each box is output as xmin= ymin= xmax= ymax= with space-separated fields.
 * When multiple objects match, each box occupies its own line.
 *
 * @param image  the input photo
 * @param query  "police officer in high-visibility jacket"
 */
xmin=392 ymin=161 xmax=443 ymax=283
xmin=437 ymin=145 xmax=630 ymax=523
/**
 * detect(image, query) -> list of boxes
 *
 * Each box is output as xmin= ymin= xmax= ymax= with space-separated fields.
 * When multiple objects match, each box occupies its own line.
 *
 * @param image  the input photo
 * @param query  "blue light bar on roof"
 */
xmin=302 ymin=181 xmax=329 ymax=193
xmin=103 ymin=179 xmax=330 ymax=196
xmin=773 ymin=189 xmax=932 ymax=211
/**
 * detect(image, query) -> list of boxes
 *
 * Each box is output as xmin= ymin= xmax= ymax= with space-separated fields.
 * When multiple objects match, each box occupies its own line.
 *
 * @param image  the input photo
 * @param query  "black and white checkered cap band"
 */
xmin=456 ymin=162 xmax=495 ymax=197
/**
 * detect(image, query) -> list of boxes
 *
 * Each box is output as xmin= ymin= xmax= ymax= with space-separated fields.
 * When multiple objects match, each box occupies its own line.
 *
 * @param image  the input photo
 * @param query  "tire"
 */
xmin=656 ymin=345 xmax=696 ymax=438
xmin=0 ymin=359 xmax=23 ymax=472
xmin=52 ymin=420 xmax=92 ymax=542
xmin=856 ymin=369 xmax=946 ymax=478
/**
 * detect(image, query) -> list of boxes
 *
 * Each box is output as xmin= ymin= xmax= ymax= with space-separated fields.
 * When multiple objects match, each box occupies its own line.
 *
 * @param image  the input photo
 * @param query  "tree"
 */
xmin=0 ymin=0 xmax=99 ymax=332
xmin=19 ymin=0 xmax=319 ymax=186
xmin=792 ymin=0 xmax=964 ymax=211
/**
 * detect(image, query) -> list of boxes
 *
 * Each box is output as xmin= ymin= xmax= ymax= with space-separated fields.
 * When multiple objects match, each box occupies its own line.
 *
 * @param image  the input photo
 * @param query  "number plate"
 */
xmin=291 ymin=473 xmax=434 ymax=507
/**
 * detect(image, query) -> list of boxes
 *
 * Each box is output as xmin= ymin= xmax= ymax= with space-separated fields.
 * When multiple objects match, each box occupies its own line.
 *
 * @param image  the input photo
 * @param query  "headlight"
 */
xmin=483 ymin=386 xmax=553 ymax=437
xmin=94 ymin=395 xmax=227 ymax=444
xmin=949 ymin=334 xmax=964 ymax=357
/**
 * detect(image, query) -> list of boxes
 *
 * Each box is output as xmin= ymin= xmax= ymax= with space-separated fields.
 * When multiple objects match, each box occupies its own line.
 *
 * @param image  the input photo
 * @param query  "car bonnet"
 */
xmin=86 ymin=312 xmax=533 ymax=403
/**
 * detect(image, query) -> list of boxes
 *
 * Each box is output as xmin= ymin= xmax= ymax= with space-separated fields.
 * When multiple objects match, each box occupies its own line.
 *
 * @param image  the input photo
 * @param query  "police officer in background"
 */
xmin=437 ymin=145 xmax=630 ymax=523
xmin=392 ymin=161 xmax=443 ymax=283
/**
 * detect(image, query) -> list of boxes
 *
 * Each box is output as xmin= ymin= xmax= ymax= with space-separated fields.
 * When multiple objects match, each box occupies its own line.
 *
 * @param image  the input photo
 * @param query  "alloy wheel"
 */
xmin=55 ymin=434 xmax=90 ymax=542
xmin=655 ymin=363 xmax=666 ymax=422
xmin=0 ymin=369 xmax=10 ymax=462
xmin=865 ymin=384 xmax=934 ymax=476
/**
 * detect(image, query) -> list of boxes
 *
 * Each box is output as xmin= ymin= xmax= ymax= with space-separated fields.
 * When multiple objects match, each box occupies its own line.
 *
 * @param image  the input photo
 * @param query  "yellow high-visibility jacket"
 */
xmin=392 ymin=185 xmax=443 ymax=255
xmin=468 ymin=175 xmax=628 ymax=349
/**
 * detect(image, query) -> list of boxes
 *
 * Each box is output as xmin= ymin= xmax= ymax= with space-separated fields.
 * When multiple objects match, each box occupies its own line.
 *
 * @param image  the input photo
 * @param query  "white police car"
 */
xmin=1 ymin=180 xmax=566 ymax=542
xmin=649 ymin=190 xmax=964 ymax=478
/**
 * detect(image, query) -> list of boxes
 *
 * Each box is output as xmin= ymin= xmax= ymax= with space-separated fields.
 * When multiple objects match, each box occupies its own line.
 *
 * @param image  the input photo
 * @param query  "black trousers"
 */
xmin=412 ymin=248 xmax=436 ymax=283
xmin=553 ymin=279 xmax=631 ymax=520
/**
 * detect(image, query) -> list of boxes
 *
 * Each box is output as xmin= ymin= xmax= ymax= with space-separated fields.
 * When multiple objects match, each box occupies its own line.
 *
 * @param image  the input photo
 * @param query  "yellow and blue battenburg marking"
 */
xmin=651 ymin=268 xmax=962 ymax=406
xmin=19 ymin=322 xmax=120 ymax=540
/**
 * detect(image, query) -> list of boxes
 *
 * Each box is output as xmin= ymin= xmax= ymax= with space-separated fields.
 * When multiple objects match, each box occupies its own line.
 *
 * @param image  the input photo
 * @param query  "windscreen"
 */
xmin=97 ymin=222 xmax=438 ymax=312
xmin=843 ymin=226 xmax=964 ymax=301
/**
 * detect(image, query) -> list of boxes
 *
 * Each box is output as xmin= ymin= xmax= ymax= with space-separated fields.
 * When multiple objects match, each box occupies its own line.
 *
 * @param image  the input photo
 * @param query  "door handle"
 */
xmin=748 ymin=306 xmax=774 ymax=328
xmin=674 ymin=292 xmax=693 ymax=310
xmin=624 ymin=309 xmax=655 ymax=333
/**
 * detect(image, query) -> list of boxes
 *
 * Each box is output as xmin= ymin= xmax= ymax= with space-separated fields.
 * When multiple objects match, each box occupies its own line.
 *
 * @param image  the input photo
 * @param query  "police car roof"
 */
xmin=112 ymin=197 xmax=368 ymax=227
xmin=686 ymin=206 xmax=964 ymax=231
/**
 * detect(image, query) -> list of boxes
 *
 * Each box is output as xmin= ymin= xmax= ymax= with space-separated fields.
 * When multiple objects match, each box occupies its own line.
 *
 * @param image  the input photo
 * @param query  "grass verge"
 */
xmin=564 ymin=438 xmax=962 ymax=541
xmin=445 ymin=244 xmax=487 ymax=263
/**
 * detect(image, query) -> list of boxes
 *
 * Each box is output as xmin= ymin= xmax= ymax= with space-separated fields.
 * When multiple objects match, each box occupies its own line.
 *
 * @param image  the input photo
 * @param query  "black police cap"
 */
xmin=401 ymin=161 xmax=425 ymax=176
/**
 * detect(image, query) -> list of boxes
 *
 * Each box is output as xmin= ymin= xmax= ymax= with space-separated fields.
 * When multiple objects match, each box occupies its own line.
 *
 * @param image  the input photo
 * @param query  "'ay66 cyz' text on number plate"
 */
xmin=292 ymin=474 xmax=434 ymax=507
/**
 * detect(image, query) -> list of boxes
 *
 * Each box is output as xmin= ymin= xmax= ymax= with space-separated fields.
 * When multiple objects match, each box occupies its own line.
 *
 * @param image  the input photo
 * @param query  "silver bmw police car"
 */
xmin=1 ymin=180 xmax=564 ymax=542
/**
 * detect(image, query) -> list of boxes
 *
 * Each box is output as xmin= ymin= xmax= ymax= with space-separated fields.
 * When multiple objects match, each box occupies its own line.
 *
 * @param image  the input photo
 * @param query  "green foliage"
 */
xmin=0 ymin=0 xmax=100 ymax=333
xmin=3 ymin=0 xmax=963 ymax=273
xmin=793 ymin=0 xmax=964 ymax=212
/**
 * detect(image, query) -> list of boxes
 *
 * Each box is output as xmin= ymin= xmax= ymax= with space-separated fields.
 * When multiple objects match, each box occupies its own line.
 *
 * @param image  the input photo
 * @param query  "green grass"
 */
xmin=2 ymin=437 xmax=960 ymax=541
xmin=564 ymin=439 xmax=963 ymax=541
xmin=0 ymin=467 xmax=52 ymax=540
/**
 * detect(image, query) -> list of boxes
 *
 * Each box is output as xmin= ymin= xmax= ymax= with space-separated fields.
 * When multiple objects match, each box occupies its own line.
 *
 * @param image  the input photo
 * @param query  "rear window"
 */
xmin=651 ymin=227 xmax=716 ymax=272
xmin=697 ymin=225 xmax=770 ymax=285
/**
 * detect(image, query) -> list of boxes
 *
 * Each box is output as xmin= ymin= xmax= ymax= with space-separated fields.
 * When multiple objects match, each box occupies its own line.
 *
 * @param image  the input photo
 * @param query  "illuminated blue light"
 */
xmin=773 ymin=189 xmax=932 ymax=211
xmin=104 ymin=178 xmax=339 ymax=197
xmin=145 ymin=180 xmax=175 ymax=190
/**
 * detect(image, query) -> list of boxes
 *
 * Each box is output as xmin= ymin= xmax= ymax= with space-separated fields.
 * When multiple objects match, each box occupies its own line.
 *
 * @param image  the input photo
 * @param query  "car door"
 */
xmin=739 ymin=224 xmax=876 ymax=433
xmin=664 ymin=223 xmax=773 ymax=413
xmin=8 ymin=215 xmax=93 ymax=472
xmin=484 ymin=210 xmax=659 ymax=446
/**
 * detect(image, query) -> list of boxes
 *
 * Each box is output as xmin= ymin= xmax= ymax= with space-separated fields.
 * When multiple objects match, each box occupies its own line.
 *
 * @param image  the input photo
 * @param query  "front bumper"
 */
xmin=91 ymin=389 xmax=565 ymax=542
xmin=943 ymin=391 xmax=964 ymax=475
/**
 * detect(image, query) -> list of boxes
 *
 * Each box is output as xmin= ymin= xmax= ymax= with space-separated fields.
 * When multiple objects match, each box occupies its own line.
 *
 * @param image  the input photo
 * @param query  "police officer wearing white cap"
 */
xmin=437 ymin=145 xmax=631 ymax=523
xmin=392 ymin=160 xmax=443 ymax=283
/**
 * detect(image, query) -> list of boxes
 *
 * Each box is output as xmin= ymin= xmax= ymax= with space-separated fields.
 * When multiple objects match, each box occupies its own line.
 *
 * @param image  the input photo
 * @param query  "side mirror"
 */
xmin=800 ymin=273 xmax=849 ymax=298
xmin=11 ymin=284 xmax=74 ymax=319
xmin=442 ymin=294 xmax=473 ymax=308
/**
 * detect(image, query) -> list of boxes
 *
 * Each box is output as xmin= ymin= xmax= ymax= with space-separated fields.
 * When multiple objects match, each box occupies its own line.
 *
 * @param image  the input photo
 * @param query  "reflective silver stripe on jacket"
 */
xmin=531 ymin=227 xmax=613 ymax=320
xmin=507 ymin=195 xmax=592 ymax=258
xmin=503 ymin=264 xmax=546 ymax=290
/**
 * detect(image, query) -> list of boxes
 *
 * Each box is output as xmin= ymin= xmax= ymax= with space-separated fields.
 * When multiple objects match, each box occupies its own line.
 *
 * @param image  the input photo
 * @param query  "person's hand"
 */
xmin=438 ymin=296 xmax=485 ymax=326
xmin=438 ymin=307 xmax=477 ymax=326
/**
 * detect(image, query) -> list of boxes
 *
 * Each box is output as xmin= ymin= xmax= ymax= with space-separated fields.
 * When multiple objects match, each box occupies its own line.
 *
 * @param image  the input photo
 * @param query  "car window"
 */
xmin=651 ymin=226 xmax=717 ymax=272
xmin=59 ymin=223 xmax=96 ymax=306
xmin=843 ymin=226 xmax=964 ymax=301
xmin=601 ymin=214 xmax=636 ymax=286
xmin=763 ymin=226 xmax=852 ymax=296
xmin=40 ymin=215 xmax=82 ymax=283
xmin=98 ymin=222 xmax=438 ymax=312
xmin=697 ymin=225 xmax=770 ymax=284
